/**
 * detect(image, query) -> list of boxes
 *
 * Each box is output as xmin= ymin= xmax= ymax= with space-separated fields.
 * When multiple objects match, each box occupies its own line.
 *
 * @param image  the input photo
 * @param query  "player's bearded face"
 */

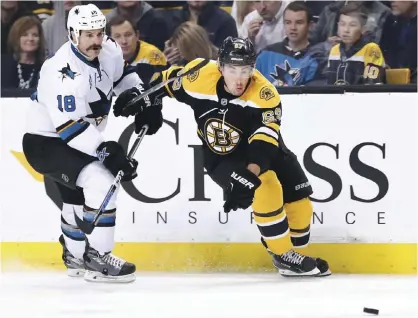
xmin=221 ymin=64 xmax=253 ymax=96
xmin=78 ymin=29 xmax=104 ymax=60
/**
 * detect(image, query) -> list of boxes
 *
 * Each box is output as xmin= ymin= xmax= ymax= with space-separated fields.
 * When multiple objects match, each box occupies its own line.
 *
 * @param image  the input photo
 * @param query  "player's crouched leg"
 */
xmin=76 ymin=161 xmax=136 ymax=283
xmin=285 ymin=198 xmax=331 ymax=277
xmin=60 ymin=203 xmax=87 ymax=277
xmin=252 ymin=171 xmax=319 ymax=277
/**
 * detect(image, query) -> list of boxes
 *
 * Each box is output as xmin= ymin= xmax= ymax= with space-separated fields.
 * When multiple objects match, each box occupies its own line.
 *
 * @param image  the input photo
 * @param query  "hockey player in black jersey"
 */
xmin=114 ymin=37 xmax=331 ymax=277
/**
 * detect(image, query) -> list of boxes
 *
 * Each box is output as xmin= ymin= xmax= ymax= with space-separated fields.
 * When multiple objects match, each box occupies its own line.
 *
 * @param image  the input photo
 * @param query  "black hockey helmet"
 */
xmin=218 ymin=37 xmax=256 ymax=67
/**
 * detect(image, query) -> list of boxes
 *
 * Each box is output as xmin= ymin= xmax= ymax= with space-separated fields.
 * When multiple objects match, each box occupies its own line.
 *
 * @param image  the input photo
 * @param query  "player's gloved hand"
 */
xmin=96 ymin=141 xmax=138 ymax=182
xmin=113 ymin=86 xmax=145 ymax=118
xmin=223 ymin=167 xmax=261 ymax=213
xmin=134 ymin=104 xmax=163 ymax=135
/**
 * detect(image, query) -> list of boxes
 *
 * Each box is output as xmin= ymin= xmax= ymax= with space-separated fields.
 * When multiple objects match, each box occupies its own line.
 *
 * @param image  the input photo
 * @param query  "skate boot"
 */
xmin=272 ymin=249 xmax=320 ymax=277
xmin=315 ymin=257 xmax=331 ymax=276
xmin=83 ymin=246 xmax=136 ymax=283
xmin=59 ymin=235 xmax=85 ymax=277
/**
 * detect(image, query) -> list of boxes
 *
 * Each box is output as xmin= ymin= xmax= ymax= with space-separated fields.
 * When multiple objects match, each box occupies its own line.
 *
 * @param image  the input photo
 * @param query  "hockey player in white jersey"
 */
xmin=22 ymin=4 xmax=163 ymax=283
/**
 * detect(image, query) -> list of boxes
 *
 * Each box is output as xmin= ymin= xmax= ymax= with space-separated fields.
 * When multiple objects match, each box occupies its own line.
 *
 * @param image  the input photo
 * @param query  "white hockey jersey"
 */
xmin=26 ymin=36 xmax=141 ymax=157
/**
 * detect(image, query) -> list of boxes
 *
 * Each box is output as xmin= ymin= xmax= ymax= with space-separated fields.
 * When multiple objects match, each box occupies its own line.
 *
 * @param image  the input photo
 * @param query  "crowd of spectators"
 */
xmin=1 ymin=0 xmax=416 ymax=92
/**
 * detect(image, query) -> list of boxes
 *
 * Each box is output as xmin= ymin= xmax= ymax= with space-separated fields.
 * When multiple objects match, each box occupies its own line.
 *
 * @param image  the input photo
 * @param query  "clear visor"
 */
xmin=222 ymin=64 xmax=254 ymax=79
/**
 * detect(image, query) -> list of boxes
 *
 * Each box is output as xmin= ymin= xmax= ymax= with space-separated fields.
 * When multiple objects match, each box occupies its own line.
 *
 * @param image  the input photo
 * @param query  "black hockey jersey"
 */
xmin=161 ymin=58 xmax=282 ymax=172
xmin=327 ymin=39 xmax=385 ymax=85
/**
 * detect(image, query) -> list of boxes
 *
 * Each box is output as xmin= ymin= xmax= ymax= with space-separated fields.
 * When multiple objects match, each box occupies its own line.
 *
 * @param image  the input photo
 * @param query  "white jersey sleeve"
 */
xmin=37 ymin=59 xmax=104 ymax=157
xmin=109 ymin=36 xmax=143 ymax=95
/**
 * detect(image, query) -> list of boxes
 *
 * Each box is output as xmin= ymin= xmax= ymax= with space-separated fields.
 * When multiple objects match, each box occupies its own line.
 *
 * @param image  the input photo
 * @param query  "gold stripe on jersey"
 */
xmin=248 ymin=124 xmax=280 ymax=147
xmin=248 ymin=134 xmax=278 ymax=147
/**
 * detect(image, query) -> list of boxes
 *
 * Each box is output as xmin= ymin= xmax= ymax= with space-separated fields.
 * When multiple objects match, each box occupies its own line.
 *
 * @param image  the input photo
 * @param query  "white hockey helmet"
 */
xmin=67 ymin=4 xmax=106 ymax=45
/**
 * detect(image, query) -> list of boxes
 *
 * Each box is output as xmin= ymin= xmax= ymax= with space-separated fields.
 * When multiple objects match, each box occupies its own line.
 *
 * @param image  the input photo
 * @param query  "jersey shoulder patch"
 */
xmin=242 ymin=70 xmax=281 ymax=108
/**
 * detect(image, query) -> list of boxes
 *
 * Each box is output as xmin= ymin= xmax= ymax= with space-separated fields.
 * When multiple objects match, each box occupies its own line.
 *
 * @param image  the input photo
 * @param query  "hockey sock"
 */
xmin=252 ymin=171 xmax=292 ymax=255
xmin=285 ymin=198 xmax=312 ymax=248
xmin=83 ymin=205 xmax=116 ymax=253
xmin=61 ymin=203 xmax=86 ymax=259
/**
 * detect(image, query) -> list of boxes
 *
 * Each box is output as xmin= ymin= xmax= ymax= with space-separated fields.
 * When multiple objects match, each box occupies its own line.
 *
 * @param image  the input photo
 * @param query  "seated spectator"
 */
xmin=106 ymin=1 xmax=170 ymax=51
xmin=231 ymin=1 xmax=256 ymax=36
xmin=326 ymin=3 xmax=385 ymax=86
xmin=164 ymin=21 xmax=218 ymax=66
xmin=168 ymin=1 xmax=238 ymax=49
xmin=240 ymin=1 xmax=290 ymax=53
xmin=379 ymin=0 xmax=417 ymax=83
xmin=309 ymin=1 xmax=390 ymax=46
xmin=42 ymin=1 xmax=80 ymax=55
xmin=1 ymin=1 xmax=32 ymax=54
xmin=1 ymin=16 xmax=46 ymax=89
xmin=108 ymin=15 xmax=166 ymax=67
xmin=256 ymin=1 xmax=320 ymax=87
xmin=25 ymin=0 xmax=54 ymax=22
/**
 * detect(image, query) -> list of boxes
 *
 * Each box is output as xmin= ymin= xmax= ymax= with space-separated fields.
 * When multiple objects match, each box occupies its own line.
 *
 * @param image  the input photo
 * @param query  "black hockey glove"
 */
xmin=96 ymin=141 xmax=138 ymax=182
xmin=223 ymin=167 xmax=261 ymax=213
xmin=113 ymin=86 xmax=145 ymax=118
xmin=134 ymin=104 xmax=163 ymax=135
xmin=113 ymin=82 xmax=164 ymax=118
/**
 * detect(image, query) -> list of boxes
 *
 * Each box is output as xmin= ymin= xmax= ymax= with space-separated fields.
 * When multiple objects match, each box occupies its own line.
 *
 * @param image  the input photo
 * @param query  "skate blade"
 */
xmin=318 ymin=269 xmax=332 ymax=277
xmin=67 ymin=268 xmax=85 ymax=277
xmin=279 ymin=267 xmax=321 ymax=277
xmin=84 ymin=270 xmax=136 ymax=283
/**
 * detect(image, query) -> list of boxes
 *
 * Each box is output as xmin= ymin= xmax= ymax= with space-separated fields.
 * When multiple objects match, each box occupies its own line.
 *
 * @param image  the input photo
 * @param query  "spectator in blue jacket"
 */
xmin=256 ymin=1 xmax=320 ymax=87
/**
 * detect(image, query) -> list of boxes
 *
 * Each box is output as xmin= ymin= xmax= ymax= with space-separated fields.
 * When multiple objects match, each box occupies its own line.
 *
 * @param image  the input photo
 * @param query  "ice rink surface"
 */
xmin=0 ymin=272 xmax=417 ymax=318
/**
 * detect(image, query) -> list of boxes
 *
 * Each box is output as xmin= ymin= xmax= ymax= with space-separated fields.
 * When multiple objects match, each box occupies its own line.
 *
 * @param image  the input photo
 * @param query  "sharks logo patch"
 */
xmin=58 ymin=63 xmax=79 ymax=81
xmin=270 ymin=60 xmax=301 ymax=87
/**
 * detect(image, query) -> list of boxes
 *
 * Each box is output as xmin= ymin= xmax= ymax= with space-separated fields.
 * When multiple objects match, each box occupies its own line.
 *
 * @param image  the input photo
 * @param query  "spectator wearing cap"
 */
xmin=1 ymin=16 xmax=46 ymax=89
xmin=108 ymin=15 xmax=166 ymax=67
xmin=379 ymin=0 xmax=417 ymax=83
xmin=1 ymin=1 xmax=32 ymax=54
xmin=240 ymin=1 xmax=291 ymax=53
xmin=42 ymin=1 xmax=80 ymax=55
xmin=106 ymin=1 xmax=170 ymax=51
xmin=309 ymin=1 xmax=390 ymax=46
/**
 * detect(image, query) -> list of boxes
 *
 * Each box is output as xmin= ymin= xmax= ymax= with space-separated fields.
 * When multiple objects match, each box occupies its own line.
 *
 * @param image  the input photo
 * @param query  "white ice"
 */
xmin=0 ymin=272 xmax=417 ymax=318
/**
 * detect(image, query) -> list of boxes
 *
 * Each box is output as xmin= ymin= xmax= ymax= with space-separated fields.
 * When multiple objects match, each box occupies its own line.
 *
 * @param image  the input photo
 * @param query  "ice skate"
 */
xmin=272 ymin=249 xmax=320 ymax=277
xmin=59 ymin=235 xmax=85 ymax=277
xmin=83 ymin=246 xmax=136 ymax=283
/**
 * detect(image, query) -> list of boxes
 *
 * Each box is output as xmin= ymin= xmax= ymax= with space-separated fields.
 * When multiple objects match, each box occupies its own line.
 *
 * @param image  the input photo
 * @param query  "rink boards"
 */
xmin=1 ymin=92 xmax=417 ymax=274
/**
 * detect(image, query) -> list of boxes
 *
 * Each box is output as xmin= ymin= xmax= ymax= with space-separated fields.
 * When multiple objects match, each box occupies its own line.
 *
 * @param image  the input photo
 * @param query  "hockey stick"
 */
xmin=74 ymin=125 xmax=149 ymax=235
xmin=124 ymin=58 xmax=210 ymax=110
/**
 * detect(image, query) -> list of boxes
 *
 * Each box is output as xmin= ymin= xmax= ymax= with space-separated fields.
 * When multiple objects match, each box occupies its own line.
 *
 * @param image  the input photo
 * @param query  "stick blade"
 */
xmin=74 ymin=211 xmax=95 ymax=235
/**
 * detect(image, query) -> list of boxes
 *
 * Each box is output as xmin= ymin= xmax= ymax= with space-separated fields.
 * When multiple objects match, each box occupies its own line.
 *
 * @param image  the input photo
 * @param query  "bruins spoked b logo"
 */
xmin=205 ymin=119 xmax=241 ymax=154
